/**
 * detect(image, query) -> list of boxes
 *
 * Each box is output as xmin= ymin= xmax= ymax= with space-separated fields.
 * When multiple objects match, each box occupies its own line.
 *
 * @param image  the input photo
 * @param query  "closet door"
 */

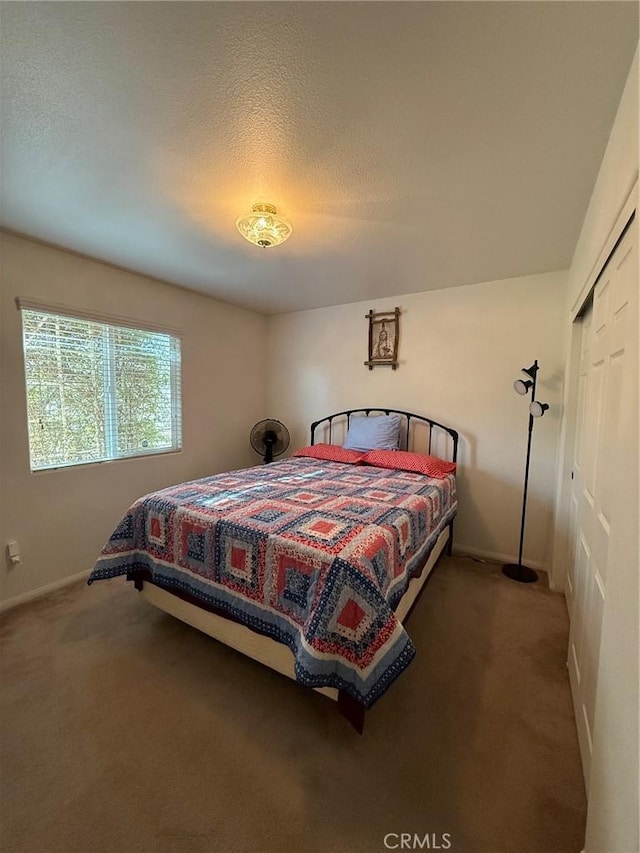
xmin=567 ymin=220 xmax=636 ymax=786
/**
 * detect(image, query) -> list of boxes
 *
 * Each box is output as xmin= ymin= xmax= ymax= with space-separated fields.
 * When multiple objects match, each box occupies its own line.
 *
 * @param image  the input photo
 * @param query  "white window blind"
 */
xmin=20 ymin=308 xmax=182 ymax=471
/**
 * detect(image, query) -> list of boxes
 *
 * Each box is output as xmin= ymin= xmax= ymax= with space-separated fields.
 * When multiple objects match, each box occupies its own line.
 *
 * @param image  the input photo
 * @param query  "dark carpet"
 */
xmin=0 ymin=556 xmax=586 ymax=853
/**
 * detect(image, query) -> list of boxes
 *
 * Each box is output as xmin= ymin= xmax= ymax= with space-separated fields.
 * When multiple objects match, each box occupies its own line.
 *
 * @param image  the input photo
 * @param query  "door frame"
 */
xmin=550 ymin=181 xmax=638 ymax=593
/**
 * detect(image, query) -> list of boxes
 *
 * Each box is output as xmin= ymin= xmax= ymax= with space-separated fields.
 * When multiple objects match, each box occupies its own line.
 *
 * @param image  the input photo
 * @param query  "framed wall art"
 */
xmin=364 ymin=307 xmax=400 ymax=370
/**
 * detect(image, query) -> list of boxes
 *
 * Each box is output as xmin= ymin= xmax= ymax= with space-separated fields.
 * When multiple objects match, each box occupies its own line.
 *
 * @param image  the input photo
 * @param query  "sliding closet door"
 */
xmin=566 ymin=219 xmax=636 ymax=787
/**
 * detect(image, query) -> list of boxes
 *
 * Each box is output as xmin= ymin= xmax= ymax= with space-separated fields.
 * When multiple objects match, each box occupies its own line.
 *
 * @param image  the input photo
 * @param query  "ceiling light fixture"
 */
xmin=236 ymin=202 xmax=292 ymax=249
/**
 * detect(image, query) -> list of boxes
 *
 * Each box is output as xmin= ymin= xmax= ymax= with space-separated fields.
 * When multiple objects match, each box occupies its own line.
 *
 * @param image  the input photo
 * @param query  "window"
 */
xmin=20 ymin=307 xmax=182 ymax=471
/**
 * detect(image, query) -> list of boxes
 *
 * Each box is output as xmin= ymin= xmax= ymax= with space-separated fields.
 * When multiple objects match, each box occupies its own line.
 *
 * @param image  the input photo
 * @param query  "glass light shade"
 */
xmin=236 ymin=203 xmax=292 ymax=248
xmin=514 ymin=379 xmax=532 ymax=395
xmin=529 ymin=401 xmax=549 ymax=418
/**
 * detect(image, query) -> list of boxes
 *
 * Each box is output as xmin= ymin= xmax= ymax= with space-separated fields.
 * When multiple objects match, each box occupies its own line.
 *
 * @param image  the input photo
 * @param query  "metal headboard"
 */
xmin=310 ymin=408 xmax=458 ymax=463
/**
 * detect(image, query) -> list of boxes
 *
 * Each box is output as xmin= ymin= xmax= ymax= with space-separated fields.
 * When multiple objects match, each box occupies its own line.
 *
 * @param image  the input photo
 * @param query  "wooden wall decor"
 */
xmin=364 ymin=307 xmax=400 ymax=370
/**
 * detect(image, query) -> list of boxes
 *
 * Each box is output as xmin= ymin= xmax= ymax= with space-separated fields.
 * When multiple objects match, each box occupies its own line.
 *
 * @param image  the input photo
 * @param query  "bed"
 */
xmin=88 ymin=408 xmax=458 ymax=731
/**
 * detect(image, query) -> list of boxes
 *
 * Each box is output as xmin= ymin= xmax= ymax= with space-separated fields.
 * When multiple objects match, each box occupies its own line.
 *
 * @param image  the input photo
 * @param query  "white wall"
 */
xmin=555 ymin=48 xmax=638 ymax=853
xmin=267 ymin=271 xmax=567 ymax=570
xmin=567 ymin=49 xmax=639 ymax=313
xmin=0 ymin=232 xmax=268 ymax=605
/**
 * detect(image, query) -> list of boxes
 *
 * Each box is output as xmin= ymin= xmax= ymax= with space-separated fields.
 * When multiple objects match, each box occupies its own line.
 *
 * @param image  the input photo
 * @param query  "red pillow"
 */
xmin=293 ymin=444 xmax=366 ymax=465
xmin=363 ymin=449 xmax=456 ymax=478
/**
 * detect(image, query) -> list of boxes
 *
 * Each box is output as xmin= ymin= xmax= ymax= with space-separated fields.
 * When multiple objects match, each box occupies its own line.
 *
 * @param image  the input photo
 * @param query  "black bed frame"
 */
xmin=132 ymin=408 xmax=459 ymax=734
xmin=310 ymin=407 xmax=459 ymax=462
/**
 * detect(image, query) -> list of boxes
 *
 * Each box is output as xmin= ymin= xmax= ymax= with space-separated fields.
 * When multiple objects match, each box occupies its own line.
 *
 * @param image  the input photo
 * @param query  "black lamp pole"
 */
xmin=503 ymin=360 xmax=541 ymax=584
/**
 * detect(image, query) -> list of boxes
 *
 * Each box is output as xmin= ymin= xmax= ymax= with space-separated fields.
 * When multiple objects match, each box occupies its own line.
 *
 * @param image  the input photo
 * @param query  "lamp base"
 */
xmin=502 ymin=563 xmax=539 ymax=584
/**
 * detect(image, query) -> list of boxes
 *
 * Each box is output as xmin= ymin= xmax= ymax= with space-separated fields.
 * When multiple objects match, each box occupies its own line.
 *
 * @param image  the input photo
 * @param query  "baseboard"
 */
xmin=0 ymin=568 xmax=90 ymax=612
xmin=452 ymin=543 xmax=548 ymax=574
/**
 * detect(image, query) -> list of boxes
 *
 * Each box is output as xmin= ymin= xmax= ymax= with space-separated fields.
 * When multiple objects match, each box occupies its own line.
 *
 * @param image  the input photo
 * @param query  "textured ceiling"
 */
xmin=1 ymin=2 xmax=638 ymax=314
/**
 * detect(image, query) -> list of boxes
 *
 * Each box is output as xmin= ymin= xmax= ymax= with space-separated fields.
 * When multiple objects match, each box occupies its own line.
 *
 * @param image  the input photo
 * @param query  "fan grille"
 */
xmin=250 ymin=419 xmax=290 ymax=460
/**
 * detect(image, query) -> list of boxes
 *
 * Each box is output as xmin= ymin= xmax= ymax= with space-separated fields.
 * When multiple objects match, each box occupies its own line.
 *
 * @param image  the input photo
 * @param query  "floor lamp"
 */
xmin=503 ymin=360 xmax=550 ymax=584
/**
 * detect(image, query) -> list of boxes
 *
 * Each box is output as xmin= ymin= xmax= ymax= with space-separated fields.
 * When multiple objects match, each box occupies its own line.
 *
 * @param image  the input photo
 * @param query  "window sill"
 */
xmin=30 ymin=448 xmax=183 ymax=474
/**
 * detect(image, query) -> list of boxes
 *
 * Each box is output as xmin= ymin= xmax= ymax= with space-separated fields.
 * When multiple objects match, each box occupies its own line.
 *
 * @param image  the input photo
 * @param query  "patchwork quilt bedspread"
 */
xmin=89 ymin=457 xmax=457 ymax=708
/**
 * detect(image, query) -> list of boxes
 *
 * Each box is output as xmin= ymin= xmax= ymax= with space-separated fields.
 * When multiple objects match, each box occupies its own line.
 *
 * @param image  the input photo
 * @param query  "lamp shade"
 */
xmin=529 ymin=401 xmax=549 ymax=418
xmin=236 ymin=203 xmax=292 ymax=248
xmin=514 ymin=379 xmax=533 ymax=396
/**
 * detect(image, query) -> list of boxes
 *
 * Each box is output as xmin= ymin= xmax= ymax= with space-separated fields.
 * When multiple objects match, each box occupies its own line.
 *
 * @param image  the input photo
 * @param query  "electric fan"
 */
xmin=250 ymin=419 xmax=290 ymax=463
